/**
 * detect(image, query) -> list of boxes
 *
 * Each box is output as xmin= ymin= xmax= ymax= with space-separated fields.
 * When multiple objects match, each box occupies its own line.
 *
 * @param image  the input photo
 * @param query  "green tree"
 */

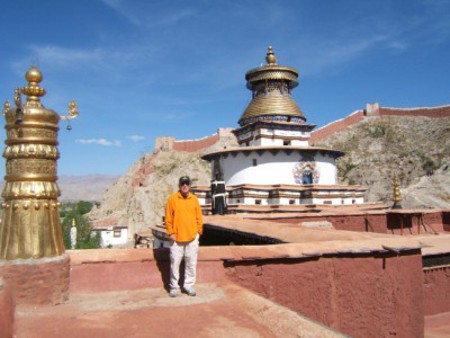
xmin=61 ymin=201 xmax=100 ymax=250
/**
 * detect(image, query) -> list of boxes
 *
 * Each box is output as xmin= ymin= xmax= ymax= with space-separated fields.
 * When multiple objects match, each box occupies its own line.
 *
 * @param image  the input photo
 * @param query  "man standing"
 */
xmin=165 ymin=176 xmax=203 ymax=297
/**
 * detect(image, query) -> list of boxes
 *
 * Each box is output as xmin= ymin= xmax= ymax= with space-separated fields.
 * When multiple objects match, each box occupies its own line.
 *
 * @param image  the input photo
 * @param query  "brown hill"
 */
xmin=314 ymin=115 xmax=450 ymax=209
xmin=88 ymin=129 xmax=237 ymax=238
xmin=88 ymin=109 xmax=450 ymax=239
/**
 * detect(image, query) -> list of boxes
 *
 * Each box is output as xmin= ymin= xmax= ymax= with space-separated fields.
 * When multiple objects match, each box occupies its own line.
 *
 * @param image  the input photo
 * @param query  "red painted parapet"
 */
xmin=310 ymin=110 xmax=365 ymax=143
xmin=379 ymin=105 xmax=450 ymax=118
xmin=226 ymin=251 xmax=424 ymax=338
xmin=423 ymin=266 xmax=450 ymax=316
xmin=0 ymin=255 xmax=70 ymax=306
xmin=0 ymin=278 xmax=14 ymax=338
xmin=173 ymin=133 xmax=220 ymax=152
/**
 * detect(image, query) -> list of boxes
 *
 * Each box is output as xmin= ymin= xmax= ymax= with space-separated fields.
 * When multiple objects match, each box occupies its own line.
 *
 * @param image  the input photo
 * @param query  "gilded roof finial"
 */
xmin=265 ymin=46 xmax=277 ymax=65
xmin=392 ymin=172 xmax=402 ymax=209
xmin=3 ymin=101 xmax=11 ymax=116
xmin=21 ymin=67 xmax=46 ymax=103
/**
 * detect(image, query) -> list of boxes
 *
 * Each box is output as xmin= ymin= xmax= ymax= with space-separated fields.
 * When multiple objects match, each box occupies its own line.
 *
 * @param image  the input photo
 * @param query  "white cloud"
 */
xmin=76 ymin=138 xmax=122 ymax=147
xmin=127 ymin=135 xmax=145 ymax=142
xmin=13 ymin=44 xmax=153 ymax=75
xmin=99 ymin=0 xmax=195 ymax=28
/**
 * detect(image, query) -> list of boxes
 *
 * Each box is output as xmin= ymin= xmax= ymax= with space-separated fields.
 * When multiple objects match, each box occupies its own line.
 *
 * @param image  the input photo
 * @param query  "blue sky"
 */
xmin=1 ymin=0 xmax=449 ymax=176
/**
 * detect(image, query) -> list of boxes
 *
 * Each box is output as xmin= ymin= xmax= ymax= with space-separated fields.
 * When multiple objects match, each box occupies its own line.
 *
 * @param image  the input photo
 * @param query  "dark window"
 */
xmin=255 ymin=200 xmax=262 ymax=205
xmin=302 ymin=170 xmax=313 ymax=184
xmin=113 ymin=230 xmax=121 ymax=237
xmin=252 ymin=158 xmax=257 ymax=166
xmin=323 ymin=201 xmax=332 ymax=205
xmin=289 ymin=200 xmax=295 ymax=205
xmin=283 ymin=140 xmax=290 ymax=146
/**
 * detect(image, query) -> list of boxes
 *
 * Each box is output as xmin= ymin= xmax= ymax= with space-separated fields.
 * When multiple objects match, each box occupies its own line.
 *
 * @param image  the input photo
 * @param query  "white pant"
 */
xmin=169 ymin=234 xmax=199 ymax=290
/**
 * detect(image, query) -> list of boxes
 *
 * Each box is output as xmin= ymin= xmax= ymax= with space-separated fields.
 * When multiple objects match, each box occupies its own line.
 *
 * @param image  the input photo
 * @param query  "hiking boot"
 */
xmin=185 ymin=287 xmax=196 ymax=297
xmin=169 ymin=288 xmax=178 ymax=298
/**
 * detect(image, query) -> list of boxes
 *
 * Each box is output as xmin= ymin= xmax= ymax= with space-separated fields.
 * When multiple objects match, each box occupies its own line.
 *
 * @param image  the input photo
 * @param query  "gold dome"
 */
xmin=25 ymin=67 xmax=43 ymax=83
xmin=239 ymin=89 xmax=305 ymax=125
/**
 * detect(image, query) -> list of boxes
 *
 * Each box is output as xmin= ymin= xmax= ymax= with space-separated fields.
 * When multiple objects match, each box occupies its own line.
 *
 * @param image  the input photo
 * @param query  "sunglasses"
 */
xmin=180 ymin=182 xmax=190 ymax=186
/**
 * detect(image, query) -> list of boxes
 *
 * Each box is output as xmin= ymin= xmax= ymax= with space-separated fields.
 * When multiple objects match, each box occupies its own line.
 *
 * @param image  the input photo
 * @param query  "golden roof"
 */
xmin=239 ymin=89 xmax=305 ymax=125
xmin=238 ymin=46 xmax=305 ymax=126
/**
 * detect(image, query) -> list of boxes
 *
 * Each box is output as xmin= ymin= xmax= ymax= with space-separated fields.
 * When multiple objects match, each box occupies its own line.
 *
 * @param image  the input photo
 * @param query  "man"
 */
xmin=165 ymin=176 xmax=203 ymax=297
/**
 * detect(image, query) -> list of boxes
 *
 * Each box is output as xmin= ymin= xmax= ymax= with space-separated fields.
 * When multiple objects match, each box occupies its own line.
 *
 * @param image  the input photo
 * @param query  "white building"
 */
xmin=197 ymin=47 xmax=365 ymax=209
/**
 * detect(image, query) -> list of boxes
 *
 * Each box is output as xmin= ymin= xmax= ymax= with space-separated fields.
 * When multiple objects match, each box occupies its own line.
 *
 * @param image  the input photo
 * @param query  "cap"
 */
xmin=179 ymin=176 xmax=191 ymax=185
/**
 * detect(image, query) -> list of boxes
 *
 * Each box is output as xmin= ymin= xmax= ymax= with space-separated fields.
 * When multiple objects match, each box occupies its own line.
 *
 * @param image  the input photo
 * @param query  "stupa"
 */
xmin=197 ymin=47 xmax=365 ymax=209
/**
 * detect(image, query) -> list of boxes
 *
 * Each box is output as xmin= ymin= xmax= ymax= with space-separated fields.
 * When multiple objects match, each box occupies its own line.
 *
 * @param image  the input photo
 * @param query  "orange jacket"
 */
xmin=165 ymin=191 xmax=203 ymax=242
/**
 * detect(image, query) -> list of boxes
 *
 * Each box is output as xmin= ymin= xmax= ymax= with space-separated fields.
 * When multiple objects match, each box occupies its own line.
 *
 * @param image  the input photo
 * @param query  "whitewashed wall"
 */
xmin=219 ymin=151 xmax=338 ymax=186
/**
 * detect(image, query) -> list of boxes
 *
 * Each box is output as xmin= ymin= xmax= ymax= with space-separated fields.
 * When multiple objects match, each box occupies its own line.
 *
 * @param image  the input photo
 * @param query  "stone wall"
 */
xmin=310 ymin=110 xmax=365 ymax=143
xmin=310 ymin=104 xmax=450 ymax=143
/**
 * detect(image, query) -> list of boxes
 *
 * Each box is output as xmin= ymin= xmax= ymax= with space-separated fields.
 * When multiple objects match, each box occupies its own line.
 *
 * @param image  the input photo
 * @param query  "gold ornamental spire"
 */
xmin=0 ymin=67 xmax=78 ymax=259
xmin=392 ymin=172 xmax=402 ymax=209
xmin=238 ymin=46 xmax=305 ymax=126
xmin=265 ymin=46 xmax=277 ymax=65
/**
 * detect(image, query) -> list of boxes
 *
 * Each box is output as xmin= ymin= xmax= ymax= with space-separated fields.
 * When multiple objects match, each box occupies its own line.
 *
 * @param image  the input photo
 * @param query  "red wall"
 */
xmin=69 ymin=247 xmax=425 ymax=337
xmin=226 ymin=252 xmax=424 ymax=338
xmin=0 ymin=279 xmax=14 ymax=338
xmin=310 ymin=110 xmax=365 ymax=143
xmin=265 ymin=210 xmax=446 ymax=235
xmin=0 ymin=255 xmax=70 ymax=306
xmin=310 ymin=105 xmax=450 ymax=143
xmin=172 ymin=133 xmax=220 ymax=152
xmin=379 ymin=106 xmax=450 ymax=118
xmin=423 ymin=266 xmax=450 ymax=315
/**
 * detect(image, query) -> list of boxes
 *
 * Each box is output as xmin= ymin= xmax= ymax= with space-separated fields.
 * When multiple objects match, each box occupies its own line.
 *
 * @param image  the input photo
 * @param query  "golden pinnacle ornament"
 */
xmin=0 ymin=67 xmax=78 ymax=259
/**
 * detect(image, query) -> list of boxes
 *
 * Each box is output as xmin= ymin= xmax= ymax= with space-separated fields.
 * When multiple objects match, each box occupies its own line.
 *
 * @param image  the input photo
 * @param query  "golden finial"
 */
xmin=14 ymin=88 xmax=21 ymax=107
xmin=60 ymin=100 xmax=79 ymax=121
xmin=392 ymin=172 xmax=402 ymax=209
xmin=265 ymin=46 xmax=277 ymax=65
xmin=21 ymin=67 xmax=46 ymax=102
xmin=2 ymin=100 xmax=10 ymax=116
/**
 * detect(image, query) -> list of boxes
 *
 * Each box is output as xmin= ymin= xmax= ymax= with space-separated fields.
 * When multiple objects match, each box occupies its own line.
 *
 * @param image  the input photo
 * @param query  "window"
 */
xmin=283 ymin=140 xmax=290 ymax=146
xmin=236 ymin=199 xmax=240 ymax=203
xmin=252 ymin=158 xmax=257 ymax=166
xmin=289 ymin=200 xmax=295 ymax=205
xmin=255 ymin=199 xmax=262 ymax=205
xmin=352 ymin=199 xmax=356 ymax=204
xmin=113 ymin=230 xmax=121 ymax=237
xmin=323 ymin=201 xmax=332 ymax=205
xmin=302 ymin=169 xmax=313 ymax=184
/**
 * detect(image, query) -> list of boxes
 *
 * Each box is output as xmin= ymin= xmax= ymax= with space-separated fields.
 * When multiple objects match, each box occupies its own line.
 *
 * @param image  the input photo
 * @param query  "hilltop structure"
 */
xmin=196 ymin=47 xmax=365 ymax=208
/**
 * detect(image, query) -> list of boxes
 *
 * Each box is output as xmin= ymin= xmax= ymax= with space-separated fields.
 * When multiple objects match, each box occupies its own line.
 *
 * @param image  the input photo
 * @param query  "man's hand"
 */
xmin=169 ymin=234 xmax=176 ymax=241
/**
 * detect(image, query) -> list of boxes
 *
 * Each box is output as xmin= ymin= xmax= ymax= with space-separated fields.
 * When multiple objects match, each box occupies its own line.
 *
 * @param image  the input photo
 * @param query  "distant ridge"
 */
xmin=0 ymin=174 xmax=120 ymax=202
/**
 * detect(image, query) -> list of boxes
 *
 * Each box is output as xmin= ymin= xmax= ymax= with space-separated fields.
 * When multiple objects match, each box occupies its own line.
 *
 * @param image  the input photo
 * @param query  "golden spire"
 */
xmin=21 ymin=67 xmax=46 ymax=104
xmin=392 ymin=172 xmax=402 ymax=209
xmin=265 ymin=46 xmax=277 ymax=65
xmin=239 ymin=46 xmax=305 ymax=126
xmin=0 ymin=66 xmax=78 ymax=259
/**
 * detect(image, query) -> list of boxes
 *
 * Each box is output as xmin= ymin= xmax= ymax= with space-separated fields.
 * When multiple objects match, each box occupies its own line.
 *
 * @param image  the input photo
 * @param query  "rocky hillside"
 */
xmin=88 ymin=129 xmax=237 ymax=238
xmin=89 ymin=115 xmax=450 ymax=238
xmin=314 ymin=115 xmax=450 ymax=209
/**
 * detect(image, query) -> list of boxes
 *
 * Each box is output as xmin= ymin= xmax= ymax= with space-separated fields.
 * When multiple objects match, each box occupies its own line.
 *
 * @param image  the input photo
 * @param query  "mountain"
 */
xmin=88 ymin=129 xmax=237 ymax=237
xmin=0 ymin=175 xmax=120 ymax=202
xmin=314 ymin=115 xmax=450 ymax=209
xmin=88 ymin=113 xmax=450 ymax=238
